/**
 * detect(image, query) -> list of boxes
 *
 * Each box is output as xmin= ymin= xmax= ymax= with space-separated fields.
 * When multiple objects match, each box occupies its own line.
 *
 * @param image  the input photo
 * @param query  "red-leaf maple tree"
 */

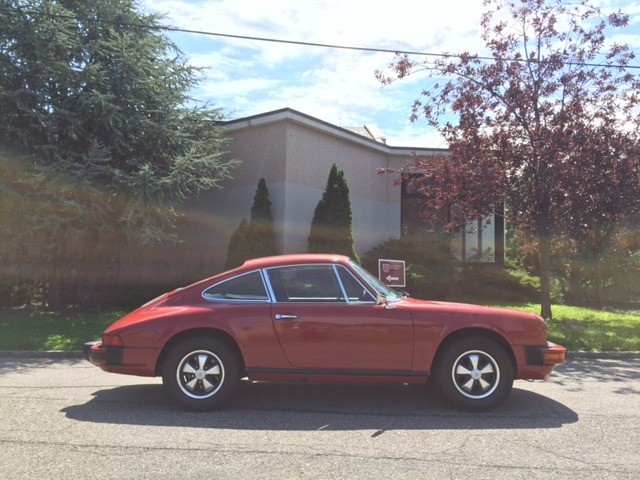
xmin=378 ymin=0 xmax=640 ymax=319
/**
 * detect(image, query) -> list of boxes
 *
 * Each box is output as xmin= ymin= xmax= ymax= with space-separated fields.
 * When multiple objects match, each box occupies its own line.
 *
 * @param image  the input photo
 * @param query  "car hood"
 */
xmin=398 ymin=297 xmax=540 ymax=322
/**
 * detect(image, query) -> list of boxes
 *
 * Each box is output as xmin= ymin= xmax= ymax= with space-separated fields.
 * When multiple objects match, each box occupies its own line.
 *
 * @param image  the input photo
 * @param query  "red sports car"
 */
xmin=84 ymin=254 xmax=566 ymax=411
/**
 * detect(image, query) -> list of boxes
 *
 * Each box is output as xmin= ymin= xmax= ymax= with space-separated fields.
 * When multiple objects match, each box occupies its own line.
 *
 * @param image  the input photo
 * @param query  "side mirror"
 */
xmin=376 ymin=294 xmax=396 ymax=310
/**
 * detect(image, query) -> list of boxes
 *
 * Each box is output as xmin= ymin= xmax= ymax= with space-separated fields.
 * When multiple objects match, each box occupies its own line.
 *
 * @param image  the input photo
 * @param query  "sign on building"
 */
xmin=378 ymin=259 xmax=406 ymax=287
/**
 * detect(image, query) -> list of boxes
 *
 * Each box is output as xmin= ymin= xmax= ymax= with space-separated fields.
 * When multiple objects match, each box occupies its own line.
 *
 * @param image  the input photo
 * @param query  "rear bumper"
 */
xmin=83 ymin=341 xmax=123 ymax=367
xmin=83 ymin=341 xmax=157 ymax=377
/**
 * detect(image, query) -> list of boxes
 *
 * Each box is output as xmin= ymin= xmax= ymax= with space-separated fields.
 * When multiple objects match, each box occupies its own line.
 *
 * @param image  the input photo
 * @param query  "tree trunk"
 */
xmin=539 ymin=235 xmax=553 ymax=321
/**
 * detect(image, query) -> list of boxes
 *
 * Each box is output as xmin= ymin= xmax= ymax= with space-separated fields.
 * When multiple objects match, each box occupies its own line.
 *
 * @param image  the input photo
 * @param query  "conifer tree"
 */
xmin=308 ymin=164 xmax=358 ymax=260
xmin=0 ymin=0 xmax=236 ymax=308
xmin=224 ymin=220 xmax=252 ymax=270
xmin=249 ymin=178 xmax=277 ymax=258
xmin=225 ymin=178 xmax=277 ymax=268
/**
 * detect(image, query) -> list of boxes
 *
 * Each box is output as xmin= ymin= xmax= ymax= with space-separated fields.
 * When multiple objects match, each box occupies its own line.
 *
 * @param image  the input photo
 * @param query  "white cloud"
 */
xmin=141 ymin=0 xmax=640 ymax=146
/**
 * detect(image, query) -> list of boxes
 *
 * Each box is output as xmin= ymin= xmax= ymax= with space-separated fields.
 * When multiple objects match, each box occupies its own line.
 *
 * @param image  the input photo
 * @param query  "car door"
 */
xmin=265 ymin=264 xmax=414 ymax=371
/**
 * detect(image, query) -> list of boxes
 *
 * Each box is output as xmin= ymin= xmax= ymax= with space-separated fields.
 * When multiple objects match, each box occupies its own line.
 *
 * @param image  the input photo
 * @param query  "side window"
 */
xmin=202 ymin=271 xmax=269 ymax=302
xmin=336 ymin=266 xmax=376 ymax=303
xmin=266 ymin=265 xmax=344 ymax=303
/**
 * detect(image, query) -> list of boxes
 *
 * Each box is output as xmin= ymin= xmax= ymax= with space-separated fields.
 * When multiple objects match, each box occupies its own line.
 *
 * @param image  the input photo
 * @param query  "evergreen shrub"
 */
xmin=308 ymin=164 xmax=358 ymax=261
xmin=361 ymin=235 xmax=455 ymax=299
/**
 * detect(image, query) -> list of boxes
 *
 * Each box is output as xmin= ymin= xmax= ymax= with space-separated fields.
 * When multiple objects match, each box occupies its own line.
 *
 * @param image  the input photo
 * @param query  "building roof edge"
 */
xmin=223 ymin=108 xmax=448 ymax=156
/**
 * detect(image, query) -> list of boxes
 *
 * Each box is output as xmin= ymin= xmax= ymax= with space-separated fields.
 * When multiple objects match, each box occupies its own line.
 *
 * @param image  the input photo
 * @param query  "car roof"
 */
xmin=173 ymin=254 xmax=354 ymax=297
xmin=240 ymin=254 xmax=351 ymax=271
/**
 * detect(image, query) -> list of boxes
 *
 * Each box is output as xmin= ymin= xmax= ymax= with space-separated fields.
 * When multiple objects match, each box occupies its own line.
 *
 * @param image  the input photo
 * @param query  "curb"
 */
xmin=567 ymin=351 xmax=640 ymax=360
xmin=0 ymin=350 xmax=638 ymax=360
xmin=0 ymin=350 xmax=83 ymax=359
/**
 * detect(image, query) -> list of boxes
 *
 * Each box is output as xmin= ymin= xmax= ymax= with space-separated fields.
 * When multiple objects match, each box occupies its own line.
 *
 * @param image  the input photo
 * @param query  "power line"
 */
xmin=160 ymin=26 xmax=640 ymax=71
xmin=2 ymin=6 xmax=639 ymax=70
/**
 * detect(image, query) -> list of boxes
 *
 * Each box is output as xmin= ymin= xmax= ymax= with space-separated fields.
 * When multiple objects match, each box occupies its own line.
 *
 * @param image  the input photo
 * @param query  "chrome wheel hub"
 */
xmin=177 ymin=350 xmax=225 ymax=399
xmin=451 ymin=350 xmax=500 ymax=399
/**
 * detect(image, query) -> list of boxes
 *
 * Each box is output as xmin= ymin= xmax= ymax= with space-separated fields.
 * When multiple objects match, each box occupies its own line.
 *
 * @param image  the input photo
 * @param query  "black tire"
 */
xmin=162 ymin=336 xmax=241 ymax=411
xmin=434 ymin=337 xmax=514 ymax=412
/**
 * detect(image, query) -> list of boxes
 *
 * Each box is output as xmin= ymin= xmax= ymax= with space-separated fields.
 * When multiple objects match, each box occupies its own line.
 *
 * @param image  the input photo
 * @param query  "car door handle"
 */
xmin=274 ymin=314 xmax=299 ymax=320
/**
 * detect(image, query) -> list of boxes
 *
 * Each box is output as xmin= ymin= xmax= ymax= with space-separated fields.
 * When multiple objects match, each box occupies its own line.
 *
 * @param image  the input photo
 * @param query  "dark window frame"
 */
xmin=400 ymin=175 xmax=504 ymax=265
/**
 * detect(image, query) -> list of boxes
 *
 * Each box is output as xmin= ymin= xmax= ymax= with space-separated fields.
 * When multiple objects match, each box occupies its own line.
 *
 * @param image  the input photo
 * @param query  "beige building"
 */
xmin=190 ymin=108 xmax=503 ymax=271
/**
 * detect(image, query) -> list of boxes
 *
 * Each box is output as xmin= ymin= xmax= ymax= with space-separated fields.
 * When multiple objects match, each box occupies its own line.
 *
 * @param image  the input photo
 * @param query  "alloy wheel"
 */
xmin=451 ymin=349 xmax=501 ymax=399
xmin=176 ymin=349 xmax=225 ymax=399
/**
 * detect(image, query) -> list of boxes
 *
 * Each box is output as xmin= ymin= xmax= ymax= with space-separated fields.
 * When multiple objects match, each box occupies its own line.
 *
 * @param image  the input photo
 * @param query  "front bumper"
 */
xmin=517 ymin=342 xmax=567 ymax=380
xmin=525 ymin=342 xmax=567 ymax=366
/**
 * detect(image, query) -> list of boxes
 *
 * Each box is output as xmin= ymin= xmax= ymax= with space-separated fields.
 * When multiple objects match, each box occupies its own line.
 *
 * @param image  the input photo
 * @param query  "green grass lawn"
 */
xmin=490 ymin=303 xmax=640 ymax=352
xmin=0 ymin=310 xmax=125 ymax=351
xmin=1 ymin=303 xmax=639 ymax=352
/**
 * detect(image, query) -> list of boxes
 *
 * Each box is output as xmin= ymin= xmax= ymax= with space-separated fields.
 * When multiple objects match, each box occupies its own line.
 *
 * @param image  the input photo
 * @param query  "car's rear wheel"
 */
xmin=162 ymin=337 xmax=241 ymax=411
xmin=435 ymin=337 xmax=514 ymax=411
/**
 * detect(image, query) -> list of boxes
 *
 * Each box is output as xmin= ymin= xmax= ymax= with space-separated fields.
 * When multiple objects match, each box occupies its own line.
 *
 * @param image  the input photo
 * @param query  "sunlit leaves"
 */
xmin=380 ymin=0 xmax=640 ymax=318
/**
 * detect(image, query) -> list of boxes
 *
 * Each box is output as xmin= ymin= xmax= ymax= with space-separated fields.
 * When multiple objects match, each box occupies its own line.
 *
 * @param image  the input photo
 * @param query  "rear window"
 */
xmin=202 ymin=271 xmax=269 ymax=302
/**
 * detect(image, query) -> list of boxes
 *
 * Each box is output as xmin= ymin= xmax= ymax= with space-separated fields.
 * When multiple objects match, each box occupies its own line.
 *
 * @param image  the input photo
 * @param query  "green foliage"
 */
xmin=307 ymin=164 xmax=358 ymax=260
xmin=606 ymin=249 xmax=640 ymax=308
xmin=568 ymin=231 xmax=640 ymax=309
xmin=380 ymin=0 xmax=640 ymax=320
xmin=507 ymin=228 xmax=640 ymax=309
xmin=0 ymin=309 xmax=124 ymax=351
xmin=0 ymin=0 xmax=236 ymax=309
xmin=456 ymin=266 xmax=563 ymax=304
xmin=361 ymin=235 xmax=455 ymax=299
xmin=225 ymin=179 xmax=277 ymax=268
xmin=491 ymin=303 xmax=640 ymax=352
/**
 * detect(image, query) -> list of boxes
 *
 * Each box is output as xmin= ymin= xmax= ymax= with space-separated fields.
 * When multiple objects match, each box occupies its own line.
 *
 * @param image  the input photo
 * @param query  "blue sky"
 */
xmin=140 ymin=0 xmax=640 ymax=147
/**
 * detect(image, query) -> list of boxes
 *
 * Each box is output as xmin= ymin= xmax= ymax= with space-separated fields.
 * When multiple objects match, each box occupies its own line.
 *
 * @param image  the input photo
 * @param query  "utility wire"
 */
xmin=1 ymin=6 xmax=639 ymax=70
xmin=160 ymin=26 xmax=640 ymax=70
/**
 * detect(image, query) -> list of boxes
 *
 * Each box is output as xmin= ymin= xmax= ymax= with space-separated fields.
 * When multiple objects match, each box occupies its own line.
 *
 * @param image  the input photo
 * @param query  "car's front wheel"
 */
xmin=162 ymin=337 xmax=241 ymax=411
xmin=435 ymin=337 xmax=514 ymax=411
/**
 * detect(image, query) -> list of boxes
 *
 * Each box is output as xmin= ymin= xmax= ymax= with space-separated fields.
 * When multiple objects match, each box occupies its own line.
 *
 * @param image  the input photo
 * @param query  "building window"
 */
xmin=401 ymin=176 xmax=504 ymax=264
xmin=460 ymin=216 xmax=496 ymax=263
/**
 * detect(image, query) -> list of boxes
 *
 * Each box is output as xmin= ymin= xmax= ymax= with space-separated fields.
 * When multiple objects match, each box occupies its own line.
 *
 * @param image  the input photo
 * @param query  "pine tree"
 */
xmin=0 ymin=0 xmax=236 ymax=309
xmin=308 ymin=164 xmax=358 ymax=260
xmin=225 ymin=220 xmax=252 ymax=270
xmin=249 ymin=178 xmax=277 ymax=257
xmin=225 ymin=178 xmax=277 ymax=268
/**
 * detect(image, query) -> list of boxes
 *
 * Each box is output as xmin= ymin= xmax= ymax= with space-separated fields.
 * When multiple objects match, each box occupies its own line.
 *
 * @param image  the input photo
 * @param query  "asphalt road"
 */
xmin=0 ymin=358 xmax=638 ymax=479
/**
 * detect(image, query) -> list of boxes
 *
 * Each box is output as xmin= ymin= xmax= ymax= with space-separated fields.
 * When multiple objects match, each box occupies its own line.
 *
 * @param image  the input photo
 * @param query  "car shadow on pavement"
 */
xmin=61 ymin=381 xmax=578 ymax=431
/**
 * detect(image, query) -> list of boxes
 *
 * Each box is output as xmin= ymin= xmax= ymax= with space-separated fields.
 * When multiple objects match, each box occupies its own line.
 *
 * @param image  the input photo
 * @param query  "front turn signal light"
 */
xmin=542 ymin=343 xmax=566 ymax=364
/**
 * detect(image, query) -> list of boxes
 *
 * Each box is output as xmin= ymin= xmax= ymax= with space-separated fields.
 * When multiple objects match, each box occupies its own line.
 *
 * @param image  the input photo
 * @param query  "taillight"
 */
xmin=102 ymin=333 xmax=124 ymax=347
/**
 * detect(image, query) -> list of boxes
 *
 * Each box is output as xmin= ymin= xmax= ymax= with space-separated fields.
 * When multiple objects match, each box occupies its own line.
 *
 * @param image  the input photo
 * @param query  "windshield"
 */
xmin=349 ymin=261 xmax=403 ymax=302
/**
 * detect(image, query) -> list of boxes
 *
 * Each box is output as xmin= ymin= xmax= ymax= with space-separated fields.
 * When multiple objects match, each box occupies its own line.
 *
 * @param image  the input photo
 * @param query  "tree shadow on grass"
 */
xmin=62 ymin=381 xmax=578 ymax=432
